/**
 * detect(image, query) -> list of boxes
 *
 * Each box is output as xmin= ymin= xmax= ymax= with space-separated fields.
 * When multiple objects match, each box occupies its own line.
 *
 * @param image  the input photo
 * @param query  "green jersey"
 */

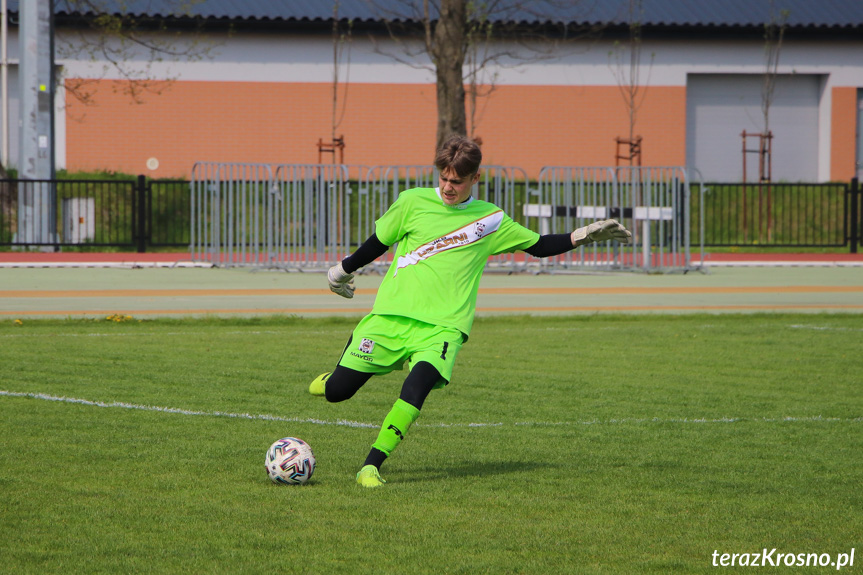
xmin=371 ymin=187 xmax=540 ymax=335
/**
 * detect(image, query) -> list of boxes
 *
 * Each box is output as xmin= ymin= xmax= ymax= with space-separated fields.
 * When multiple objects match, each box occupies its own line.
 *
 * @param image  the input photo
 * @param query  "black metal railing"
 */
xmin=0 ymin=177 xmax=192 ymax=252
xmin=149 ymin=180 xmax=192 ymax=247
xmin=0 ymin=178 xmax=139 ymax=249
xmin=692 ymin=180 xmax=860 ymax=250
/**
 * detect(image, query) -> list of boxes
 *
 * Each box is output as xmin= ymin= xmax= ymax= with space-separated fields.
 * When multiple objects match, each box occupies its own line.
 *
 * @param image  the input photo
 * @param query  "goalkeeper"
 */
xmin=310 ymin=135 xmax=631 ymax=488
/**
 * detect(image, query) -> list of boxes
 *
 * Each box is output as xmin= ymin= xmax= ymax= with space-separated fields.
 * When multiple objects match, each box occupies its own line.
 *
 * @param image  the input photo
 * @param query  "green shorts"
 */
xmin=337 ymin=314 xmax=465 ymax=389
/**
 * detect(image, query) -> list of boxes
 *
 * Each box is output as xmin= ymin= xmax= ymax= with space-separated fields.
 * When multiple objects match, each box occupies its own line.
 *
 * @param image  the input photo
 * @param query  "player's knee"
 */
xmin=324 ymin=366 xmax=370 ymax=402
xmin=324 ymin=382 xmax=355 ymax=403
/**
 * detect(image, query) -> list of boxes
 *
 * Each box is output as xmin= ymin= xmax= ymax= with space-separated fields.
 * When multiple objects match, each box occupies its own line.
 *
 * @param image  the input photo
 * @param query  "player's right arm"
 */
xmin=327 ymin=233 xmax=390 ymax=299
xmin=342 ymin=234 xmax=389 ymax=273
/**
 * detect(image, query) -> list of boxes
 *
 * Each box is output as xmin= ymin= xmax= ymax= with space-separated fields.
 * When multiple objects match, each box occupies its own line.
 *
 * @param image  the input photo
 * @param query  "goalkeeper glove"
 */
xmin=327 ymin=262 xmax=355 ymax=299
xmin=571 ymin=219 xmax=632 ymax=247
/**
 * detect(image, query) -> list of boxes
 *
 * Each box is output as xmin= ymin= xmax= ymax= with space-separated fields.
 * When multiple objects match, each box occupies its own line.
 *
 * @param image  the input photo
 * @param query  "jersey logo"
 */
xmin=394 ymin=211 xmax=504 ymax=275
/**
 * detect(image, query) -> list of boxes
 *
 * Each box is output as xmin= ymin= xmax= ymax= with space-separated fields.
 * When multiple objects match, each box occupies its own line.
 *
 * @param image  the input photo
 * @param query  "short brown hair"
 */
xmin=434 ymin=135 xmax=482 ymax=178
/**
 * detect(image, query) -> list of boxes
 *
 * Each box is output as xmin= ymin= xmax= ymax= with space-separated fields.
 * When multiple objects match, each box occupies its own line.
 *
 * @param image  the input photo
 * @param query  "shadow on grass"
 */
xmin=395 ymin=459 xmax=560 ymax=484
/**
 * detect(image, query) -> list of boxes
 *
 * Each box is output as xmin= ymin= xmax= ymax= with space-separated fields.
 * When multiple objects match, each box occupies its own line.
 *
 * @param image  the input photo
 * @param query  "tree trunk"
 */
xmin=432 ymin=0 xmax=467 ymax=150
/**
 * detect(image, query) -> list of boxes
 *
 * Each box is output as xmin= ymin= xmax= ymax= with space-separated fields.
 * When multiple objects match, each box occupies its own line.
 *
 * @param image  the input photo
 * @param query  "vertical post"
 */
xmin=642 ymin=218 xmax=650 ymax=269
xmin=1 ymin=0 xmax=9 ymax=170
xmin=18 ymin=0 xmax=56 ymax=245
xmin=136 ymin=174 xmax=147 ymax=253
xmin=741 ymin=131 xmax=748 ymax=243
xmin=851 ymin=177 xmax=859 ymax=254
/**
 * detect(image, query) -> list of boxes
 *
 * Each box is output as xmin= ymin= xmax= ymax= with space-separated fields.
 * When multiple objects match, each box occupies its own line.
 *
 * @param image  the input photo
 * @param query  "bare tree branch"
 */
xmin=366 ymin=0 xmax=600 ymax=149
xmin=55 ymin=0 xmax=216 ymax=105
xmin=609 ymin=0 xmax=653 ymax=146
xmin=762 ymin=1 xmax=789 ymax=133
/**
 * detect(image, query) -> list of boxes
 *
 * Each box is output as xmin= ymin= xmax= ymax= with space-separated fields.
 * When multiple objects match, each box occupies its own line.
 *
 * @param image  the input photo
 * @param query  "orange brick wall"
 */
xmin=65 ymin=79 xmax=686 ymax=179
xmin=831 ymin=87 xmax=858 ymax=182
xmin=474 ymin=85 xmax=686 ymax=172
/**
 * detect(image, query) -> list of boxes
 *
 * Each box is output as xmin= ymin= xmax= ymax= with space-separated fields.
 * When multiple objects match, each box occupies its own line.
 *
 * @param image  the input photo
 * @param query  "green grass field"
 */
xmin=1 ymin=314 xmax=860 ymax=574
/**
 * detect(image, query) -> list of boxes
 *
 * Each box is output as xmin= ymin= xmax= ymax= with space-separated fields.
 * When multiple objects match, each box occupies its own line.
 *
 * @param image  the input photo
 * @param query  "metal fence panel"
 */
xmin=190 ymin=162 xmax=273 ymax=266
xmin=188 ymin=164 xmax=697 ymax=272
xmin=620 ymin=166 xmax=692 ymax=271
xmin=191 ymin=163 xmax=352 ymax=270
xmin=189 ymin=163 xmax=533 ymax=271
xmin=530 ymin=167 xmax=695 ymax=272
xmin=269 ymin=164 xmax=351 ymax=269
xmin=529 ymin=167 xmax=618 ymax=270
xmin=850 ymin=178 xmax=861 ymax=253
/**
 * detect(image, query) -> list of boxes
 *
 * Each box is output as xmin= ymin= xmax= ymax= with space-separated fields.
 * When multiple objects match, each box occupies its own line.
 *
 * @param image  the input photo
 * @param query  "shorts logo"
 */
xmin=359 ymin=338 xmax=375 ymax=354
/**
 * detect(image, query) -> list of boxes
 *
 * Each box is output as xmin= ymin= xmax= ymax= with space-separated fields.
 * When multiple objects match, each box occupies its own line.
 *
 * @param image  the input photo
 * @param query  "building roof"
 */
xmin=9 ymin=0 xmax=863 ymax=30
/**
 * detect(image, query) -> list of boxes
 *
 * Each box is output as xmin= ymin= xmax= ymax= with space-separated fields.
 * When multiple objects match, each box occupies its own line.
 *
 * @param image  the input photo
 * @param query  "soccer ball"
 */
xmin=265 ymin=437 xmax=316 ymax=485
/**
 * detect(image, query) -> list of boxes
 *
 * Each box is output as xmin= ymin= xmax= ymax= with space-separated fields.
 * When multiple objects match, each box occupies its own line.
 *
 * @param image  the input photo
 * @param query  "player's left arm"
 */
xmin=525 ymin=219 xmax=632 ymax=258
xmin=327 ymin=233 xmax=390 ymax=298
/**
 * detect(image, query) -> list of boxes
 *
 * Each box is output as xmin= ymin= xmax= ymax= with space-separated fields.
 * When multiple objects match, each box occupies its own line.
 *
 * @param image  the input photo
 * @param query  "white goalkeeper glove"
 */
xmin=327 ymin=262 xmax=355 ymax=299
xmin=571 ymin=219 xmax=632 ymax=247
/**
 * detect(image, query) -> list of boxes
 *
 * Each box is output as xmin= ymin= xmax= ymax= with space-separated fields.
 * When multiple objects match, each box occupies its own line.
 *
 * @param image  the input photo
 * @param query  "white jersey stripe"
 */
xmin=394 ymin=211 xmax=505 ymax=275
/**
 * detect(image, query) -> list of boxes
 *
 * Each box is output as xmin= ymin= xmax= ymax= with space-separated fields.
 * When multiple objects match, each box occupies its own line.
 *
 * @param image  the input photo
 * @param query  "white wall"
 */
xmin=8 ymin=26 xmax=861 ymax=180
xmin=686 ymin=74 xmax=821 ymax=182
xmin=55 ymin=30 xmax=863 ymax=87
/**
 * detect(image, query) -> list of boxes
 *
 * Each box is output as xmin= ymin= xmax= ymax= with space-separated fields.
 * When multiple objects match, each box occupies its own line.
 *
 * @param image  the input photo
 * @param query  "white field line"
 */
xmin=789 ymin=324 xmax=863 ymax=332
xmin=0 ymin=390 xmax=376 ymax=429
xmin=0 ymin=330 xmax=325 ymax=339
xmin=2 ymin=390 xmax=860 ymax=429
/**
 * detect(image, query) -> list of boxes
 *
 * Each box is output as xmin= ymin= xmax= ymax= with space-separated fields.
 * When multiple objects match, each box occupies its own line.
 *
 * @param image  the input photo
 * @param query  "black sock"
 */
xmin=363 ymin=447 xmax=387 ymax=469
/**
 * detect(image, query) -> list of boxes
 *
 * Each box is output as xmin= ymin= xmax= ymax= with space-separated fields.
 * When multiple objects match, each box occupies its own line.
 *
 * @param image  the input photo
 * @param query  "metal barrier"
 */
xmin=852 ymin=177 xmax=861 ymax=254
xmin=189 ymin=163 xmax=698 ymax=272
xmin=190 ymin=162 xmax=273 ymax=266
xmin=269 ymin=164 xmax=351 ymax=269
xmin=527 ymin=166 xmax=696 ymax=272
xmin=191 ymin=162 xmax=354 ymax=269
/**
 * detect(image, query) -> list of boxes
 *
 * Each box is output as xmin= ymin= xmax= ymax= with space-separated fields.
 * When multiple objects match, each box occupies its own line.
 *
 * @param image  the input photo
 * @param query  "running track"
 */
xmin=1 ymin=252 xmax=862 ymax=317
